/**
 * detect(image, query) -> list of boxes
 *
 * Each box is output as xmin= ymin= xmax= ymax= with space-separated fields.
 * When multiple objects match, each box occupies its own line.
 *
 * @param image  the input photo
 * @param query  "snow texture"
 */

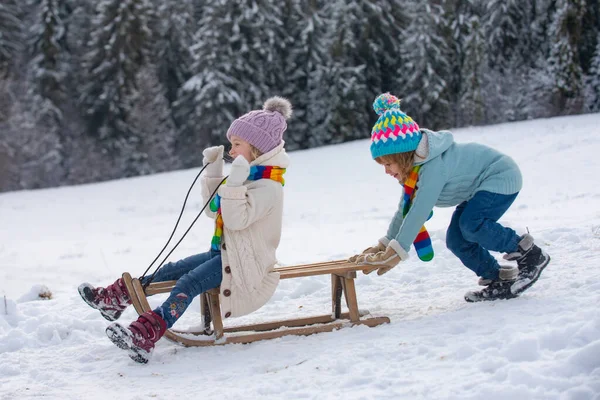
xmin=1 ymin=113 xmax=600 ymax=399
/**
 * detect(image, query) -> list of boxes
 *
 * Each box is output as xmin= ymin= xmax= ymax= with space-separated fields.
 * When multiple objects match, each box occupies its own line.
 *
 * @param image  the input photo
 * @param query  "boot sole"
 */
xmin=78 ymin=285 xmax=123 ymax=322
xmin=510 ymin=252 xmax=551 ymax=296
xmin=106 ymin=324 xmax=150 ymax=364
xmin=464 ymin=290 xmax=518 ymax=303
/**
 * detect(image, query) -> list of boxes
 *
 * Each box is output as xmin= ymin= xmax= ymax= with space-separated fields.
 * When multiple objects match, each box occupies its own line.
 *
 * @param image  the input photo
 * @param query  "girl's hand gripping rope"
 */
xmin=202 ymin=145 xmax=225 ymax=177
xmin=227 ymin=155 xmax=251 ymax=187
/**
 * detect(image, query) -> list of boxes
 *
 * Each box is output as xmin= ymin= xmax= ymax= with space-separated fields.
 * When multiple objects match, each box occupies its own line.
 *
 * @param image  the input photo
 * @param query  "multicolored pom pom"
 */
xmin=372 ymin=93 xmax=401 ymax=116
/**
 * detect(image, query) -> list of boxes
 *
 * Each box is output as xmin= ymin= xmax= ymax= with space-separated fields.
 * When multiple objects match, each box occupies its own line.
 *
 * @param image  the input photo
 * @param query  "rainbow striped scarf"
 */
xmin=209 ymin=165 xmax=286 ymax=251
xmin=403 ymin=165 xmax=434 ymax=261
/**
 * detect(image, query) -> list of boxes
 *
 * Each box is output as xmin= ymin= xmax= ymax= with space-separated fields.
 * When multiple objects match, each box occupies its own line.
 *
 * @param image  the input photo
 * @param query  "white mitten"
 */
xmin=226 ymin=155 xmax=250 ymax=187
xmin=202 ymin=145 xmax=224 ymax=177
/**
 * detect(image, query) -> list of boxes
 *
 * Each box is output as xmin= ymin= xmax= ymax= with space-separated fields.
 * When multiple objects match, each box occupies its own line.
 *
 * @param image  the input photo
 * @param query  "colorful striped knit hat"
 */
xmin=370 ymin=93 xmax=421 ymax=159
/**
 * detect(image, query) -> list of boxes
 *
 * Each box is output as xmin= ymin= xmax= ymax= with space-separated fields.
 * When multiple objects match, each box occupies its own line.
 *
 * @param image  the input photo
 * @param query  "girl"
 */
xmin=78 ymin=97 xmax=292 ymax=363
xmin=350 ymin=93 xmax=549 ymax=302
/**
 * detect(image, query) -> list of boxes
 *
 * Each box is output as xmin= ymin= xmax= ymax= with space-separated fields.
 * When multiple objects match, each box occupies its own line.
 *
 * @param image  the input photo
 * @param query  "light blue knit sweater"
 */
xmin=386 ymin=129 xmax=522 ymax=253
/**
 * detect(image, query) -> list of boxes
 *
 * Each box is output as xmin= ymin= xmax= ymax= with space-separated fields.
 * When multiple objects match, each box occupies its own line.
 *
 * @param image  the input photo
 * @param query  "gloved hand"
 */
xmin=348 ymin=242 xmax=386 ymax=263
xmin=226 ymin=155 xmax=250 ymax=187
xmin=355 ymin=240 xmax=408 ymax=276
xmin=202 ymin=145 xmax=224 ymax=177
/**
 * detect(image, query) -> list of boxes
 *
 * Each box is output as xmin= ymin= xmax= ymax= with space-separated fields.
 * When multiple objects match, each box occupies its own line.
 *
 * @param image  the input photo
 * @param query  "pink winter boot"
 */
xmin=105 ymin=310 xmax=167 ymax=364
xmin=78 ymin=278 xmax=132 ymax=321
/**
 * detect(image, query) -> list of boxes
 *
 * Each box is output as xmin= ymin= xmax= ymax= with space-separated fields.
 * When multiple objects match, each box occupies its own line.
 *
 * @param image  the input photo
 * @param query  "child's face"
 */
xmin=228 ymin=136 xmax=254 ymax=162
xmin=382 ymin=162 xmax=403 ymax=182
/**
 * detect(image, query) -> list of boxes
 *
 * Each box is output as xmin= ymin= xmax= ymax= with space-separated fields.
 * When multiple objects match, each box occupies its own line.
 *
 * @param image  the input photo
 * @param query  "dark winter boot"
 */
xmin=464 ymin=265 xmax=519 ymax=302
xmin=105 ymin=310 xmax=167 ymax=364
xmin=504 ymin=233 xmax=550 ymax=295
xmin=78 ymin=278 xmax=132 ymax=321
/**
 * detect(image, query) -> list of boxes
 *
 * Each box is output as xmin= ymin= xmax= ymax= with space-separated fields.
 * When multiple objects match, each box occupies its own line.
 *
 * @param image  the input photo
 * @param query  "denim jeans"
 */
xmin=446 ymin=191 xmax=521 ymax=280
xmin=143 ymin=250 xmax=223 ymax=329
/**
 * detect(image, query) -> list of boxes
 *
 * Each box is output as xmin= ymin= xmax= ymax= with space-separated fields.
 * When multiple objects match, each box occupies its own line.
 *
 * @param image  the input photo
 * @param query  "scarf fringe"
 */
xmin=403 ymin=165 xmax=434 ymax=261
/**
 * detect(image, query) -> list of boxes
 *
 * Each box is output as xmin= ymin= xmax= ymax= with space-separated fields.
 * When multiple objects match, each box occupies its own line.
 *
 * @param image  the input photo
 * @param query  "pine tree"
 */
xmin=398 ymin=1 xmax=451 ymax=128
xmin=80 ymin=0 xmax=156 ymax=142
xmin=445 ymin=0 xmax=471 ymax=126
xmin=0 ymin=0 xmax=23 ymax=78
xmin=173 ymin=1 xmax=244 ymax=167
xmin=483 ymin=0 xmax=536 ymax=71
xmin=326 ymin=0 xmax=372 ymax=142
xmin=29 ymin=0 xmax=69 ymax=123
xmin=459 ymin=4 xmax=487 ymax=125
xmin=174 ymin=0 xmax=288 ymax=166
xmin=28 ymin=0 xmax=71 ymax=181
xmin=586 ymin=33 xmax=600 ymax=111
xmin=128 ymin=66 xmax=178 ymax=174
xmin=579 ymin=0 xmax=599 ymax=74
xmin=191 ymin=0 xmax=206 ymax=24
xmin=547 ymin=0 xmax=586 ymax=113
xmin=231 ymin=0 xmax=288 ymax=109
xmin=155 ymin=0 xmax=195 ymax=105
xmin=281 ymin=0 xmax=333 ymax=148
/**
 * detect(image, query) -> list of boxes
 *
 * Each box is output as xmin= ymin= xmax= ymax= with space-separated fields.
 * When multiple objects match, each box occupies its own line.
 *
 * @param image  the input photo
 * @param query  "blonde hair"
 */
xmin=250 ymin=145 xmax=263 ymax=161
xmin=375 ymin=151 xmax=416 ymax=183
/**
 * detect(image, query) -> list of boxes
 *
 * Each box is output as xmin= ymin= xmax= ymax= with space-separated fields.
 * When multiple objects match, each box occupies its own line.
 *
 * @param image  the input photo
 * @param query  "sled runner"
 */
xmin=122 ymin=260 xmax=390 ymax=347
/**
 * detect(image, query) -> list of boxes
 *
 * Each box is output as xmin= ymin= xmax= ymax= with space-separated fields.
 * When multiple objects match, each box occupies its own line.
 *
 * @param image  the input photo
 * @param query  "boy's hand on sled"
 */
xmin=227 ymin=155 xmax=250 ymax=187
xmin=356 ymin=240 xmax=409 ymax=276
xmin=348 ymin=242 xmax=386 ymax=263
xmin=202 ymin=145 xmax=224 ymax=177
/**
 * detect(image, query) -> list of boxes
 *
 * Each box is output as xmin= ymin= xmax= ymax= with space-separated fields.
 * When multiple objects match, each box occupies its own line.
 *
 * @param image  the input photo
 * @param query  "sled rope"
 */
xmin=141 ymin=158 xmax=230 ymax=288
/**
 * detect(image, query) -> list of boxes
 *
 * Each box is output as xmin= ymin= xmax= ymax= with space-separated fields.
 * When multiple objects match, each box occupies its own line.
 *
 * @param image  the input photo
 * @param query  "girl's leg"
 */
xmin=154 ymin=254 xmax=223 ymax=329
xmin=140 ymin=250 xmax=219 ymax=285
xmin=446 ymin=191 xmax=520 ymax=280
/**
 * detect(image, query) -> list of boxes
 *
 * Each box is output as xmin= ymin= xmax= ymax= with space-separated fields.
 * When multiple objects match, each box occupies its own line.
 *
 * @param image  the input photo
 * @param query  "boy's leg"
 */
xmin=455 ymin=191 xmax=520 ymax=280
xmin=447 ymin=200 xmax=514 ymax=281
xmin=154 ymin=254 xmax=223 ymax=329
xmin=140 ymin=250 xmax=219 ymax=285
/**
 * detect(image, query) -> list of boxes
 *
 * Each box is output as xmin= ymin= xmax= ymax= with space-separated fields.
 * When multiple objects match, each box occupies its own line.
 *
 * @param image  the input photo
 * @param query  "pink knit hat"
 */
xmin=226 ymin=97 xmax=293 ymax=153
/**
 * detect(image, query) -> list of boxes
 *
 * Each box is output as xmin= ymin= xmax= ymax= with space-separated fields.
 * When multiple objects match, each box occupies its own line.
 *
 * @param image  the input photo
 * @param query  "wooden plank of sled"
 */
xmin=224 ymin=317 xmax=389 ymax=345
xmin=122 ymin=272 xmax=145 ymax=316
xmin=274 ymin=260 xmax=348 ymax=271
xmin=160 ymin=316 xmax=390 ymax=347
xmin=122 ymin=272 xmax=184 ymax=344
xmin=144 ymin=261 xmax=370 ymax=295
xmin=341 ymin=275 xmax=360 ymax=322
xmin=171 ymin=311 xmax=369 ymax=335
xmin=207 ymin=290 xmax=224 ymax=340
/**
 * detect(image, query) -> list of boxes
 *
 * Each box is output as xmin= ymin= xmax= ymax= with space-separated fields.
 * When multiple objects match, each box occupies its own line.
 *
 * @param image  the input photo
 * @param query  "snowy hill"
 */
xmin=1 ymin=113 xmax=600 ymax=400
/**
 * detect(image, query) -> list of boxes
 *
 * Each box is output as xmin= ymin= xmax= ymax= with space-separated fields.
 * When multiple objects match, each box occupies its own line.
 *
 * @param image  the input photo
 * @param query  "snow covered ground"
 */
xmin=1 ymin=113 xmax=600 ymax=400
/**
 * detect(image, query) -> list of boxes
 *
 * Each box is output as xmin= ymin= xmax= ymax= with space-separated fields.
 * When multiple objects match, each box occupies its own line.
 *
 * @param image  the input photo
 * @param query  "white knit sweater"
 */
xmin=200 ymin=143 xmax=289 ymax=318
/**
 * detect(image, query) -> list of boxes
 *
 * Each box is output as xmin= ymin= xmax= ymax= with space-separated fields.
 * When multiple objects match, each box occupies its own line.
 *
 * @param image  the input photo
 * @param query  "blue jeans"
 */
xmin=142 ymin=250 xmax=223 ymax=329
xmin=446 ymin=191 xmax=521 ymax=280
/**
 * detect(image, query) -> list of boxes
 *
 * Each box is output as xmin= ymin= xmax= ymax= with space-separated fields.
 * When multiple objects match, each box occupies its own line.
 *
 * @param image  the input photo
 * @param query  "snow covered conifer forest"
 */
xmin=0 ymin=0 xmax=598 ymax=192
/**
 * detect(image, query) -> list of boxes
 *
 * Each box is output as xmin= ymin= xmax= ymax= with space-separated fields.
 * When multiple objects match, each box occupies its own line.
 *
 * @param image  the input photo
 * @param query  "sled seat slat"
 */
xmin=123 ymin=259 xmax=390 ymax=347
xmin=145 ymin=261 xmax=365 ymax=295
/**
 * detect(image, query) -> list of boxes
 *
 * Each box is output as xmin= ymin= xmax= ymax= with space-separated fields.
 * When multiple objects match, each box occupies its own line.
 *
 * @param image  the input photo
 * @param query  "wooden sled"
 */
xmin=121 ymin=260 xmax=390 ymax=347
